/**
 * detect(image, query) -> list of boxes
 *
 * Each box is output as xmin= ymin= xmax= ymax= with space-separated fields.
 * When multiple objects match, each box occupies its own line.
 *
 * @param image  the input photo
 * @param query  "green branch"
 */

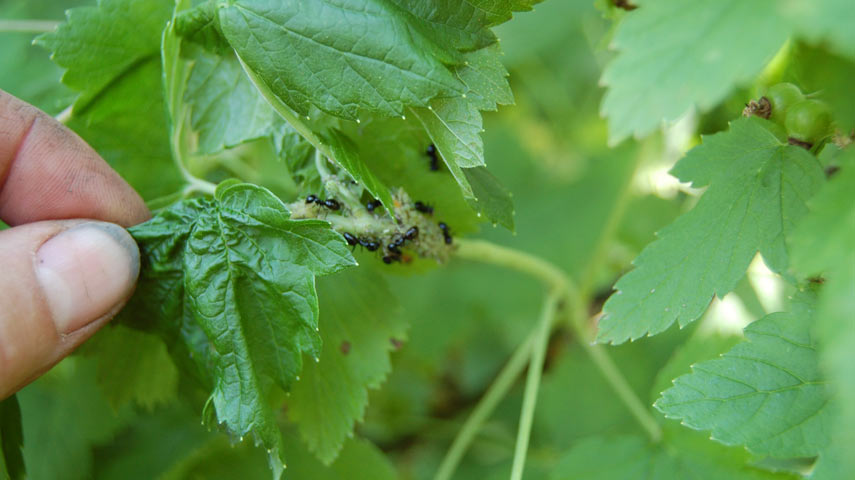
xmin=434 ymin=332 xmax=535 ymax=480
xmin=453 ymin=239 xmax=662 ymax=443
xmin=510 ymin=292 xmax=559 ymax=480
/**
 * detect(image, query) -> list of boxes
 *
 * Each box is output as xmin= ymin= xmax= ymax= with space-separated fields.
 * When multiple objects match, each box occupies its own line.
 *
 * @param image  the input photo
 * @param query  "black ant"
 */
xmin=342 ymin=232 xmax=358 ymax=246
xmin=305 ymin=194 xmax=340 ymax=211
xmin=382 ymin=254 xmax=401 ymax=264
xmin=438 ymin=222 xmax=452 ymax=245
xmin=414 ymin=201 xmax=433 ymax=215
xmin=366 ymin=199 xmax=382 ymax=212
xmin=426 ymin=144 xmax=440 ymax=171
xmin=359 ymin=238 xmax=380 ymax=251
xmin=404 ymin=226 xmax=419 ymax=240
xmin=387 ymin=236 xmax=404 ymax=255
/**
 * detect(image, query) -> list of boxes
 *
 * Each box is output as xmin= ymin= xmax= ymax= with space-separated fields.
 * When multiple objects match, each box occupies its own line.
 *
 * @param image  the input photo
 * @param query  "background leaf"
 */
xmin=656 ymin=292 xmax=832 ymax=458
xmin=0 ymin=396 xmax=24 ymax=480
xmin=600 ymin=0 xmax=788 ymax=143
xmin=35 ymin=0 xmax=174 ymax=112
xmin=789 ymin=148 xmax=855 ymax=478
xmin=598 ymin=118 xmax=824 ymax=344
xmin=289 ymin=268 xmax=407 ymax=463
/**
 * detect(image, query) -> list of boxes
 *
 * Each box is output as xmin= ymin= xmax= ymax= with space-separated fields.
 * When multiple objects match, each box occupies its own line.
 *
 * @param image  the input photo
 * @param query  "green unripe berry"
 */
xmin=785 ymin=99 xmax=832 ymax=145
xmin=766 ymin=82 xmax=804 ymax=124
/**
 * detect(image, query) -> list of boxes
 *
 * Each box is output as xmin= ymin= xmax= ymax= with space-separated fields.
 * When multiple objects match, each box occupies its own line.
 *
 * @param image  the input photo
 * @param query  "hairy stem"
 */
xmin=434 ymin=332 xmax=535 ymax=480
xmin=161 ymin=9 xmax=217 ymax=198
xmin=453 ymin=239 xmax=662 ymax=443
xmin=510 ymin=292 xmax=559 ymax=480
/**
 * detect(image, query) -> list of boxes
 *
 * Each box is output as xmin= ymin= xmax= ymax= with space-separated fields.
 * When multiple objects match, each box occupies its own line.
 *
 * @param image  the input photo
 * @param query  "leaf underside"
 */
xmin=656 ymin=292 xmax=832 ymax=458
xmin=597 ymin=118 xmax=823 ymax=344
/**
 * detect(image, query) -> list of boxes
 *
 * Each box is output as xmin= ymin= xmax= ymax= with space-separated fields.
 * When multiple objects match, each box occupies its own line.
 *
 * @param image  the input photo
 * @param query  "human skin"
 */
xmin=0 ymin=90 xmax=149 ymax=398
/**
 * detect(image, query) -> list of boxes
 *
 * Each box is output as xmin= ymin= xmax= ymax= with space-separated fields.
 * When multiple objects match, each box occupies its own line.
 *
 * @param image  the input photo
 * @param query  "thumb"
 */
xmin=0 ymin=220 xmax=139 ymax=398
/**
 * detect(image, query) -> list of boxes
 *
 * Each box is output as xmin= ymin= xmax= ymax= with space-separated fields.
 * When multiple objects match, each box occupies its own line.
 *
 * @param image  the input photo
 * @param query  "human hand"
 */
xmin=0 ymin=90 xmax=149 ymax=398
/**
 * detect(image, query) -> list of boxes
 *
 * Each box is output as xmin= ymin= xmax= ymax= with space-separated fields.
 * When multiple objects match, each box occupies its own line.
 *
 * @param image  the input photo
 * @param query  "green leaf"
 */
xmin=217 ymin=0 xmax=465 ymax=121
xmin=465 ymin=0 xmax=541 ymax=26
xmin=408 ymin=45 xmax=513 ymax=198
xmin=320 ymin=129 xmax=395 ymax=214
xmin=91 ymin=406 xmax=215 ymax=480
xmin=121 ymin=182 xmax=356 ymax=472
xmin=35 ymin=0 xmax=174 ymax=112
xmin=655 ymin=292 xmax=832 ymax=458
xmin=411 ymin=98 xmax=485 ymax=169
xmin=600 ymin=0 xmax=788 ymax=143
xmin=455 ymin=45 xmax=514 ymax=111
xmin=184 ymin=48 xmax=280 ymax=154
xmin=18 ymin=359 xmax=129 ymax=480
xmin=789 ymin=148 xmax=855 ymax=278
xmin=289 ymin=268 xmax=407 ymax=464
xmin=780 ymin=0 xmax=855 ymax=60
xmin=174 ymin=0 xmax=231 ymax=54
xmin=0 ymin=396 xmax=24 ymax=480
xmin=789 ymin=149 xmax=855 ymax=478
xmin=551 ymin=433 xmax=795 ymax=480
xmin=281 ymin=436 xmax=397 ymax=480
xmin=36 ymin=0 xmax=182 ymax=201
xmin=651 ymin=332 xmax=743 ymax=405
xmin=81 ymin=324 xmax=179 ymax=411
xmin=463 ymin=166 xmax=515 ymax=231
xmin=598 ymin=118 xmax=824 ymax=344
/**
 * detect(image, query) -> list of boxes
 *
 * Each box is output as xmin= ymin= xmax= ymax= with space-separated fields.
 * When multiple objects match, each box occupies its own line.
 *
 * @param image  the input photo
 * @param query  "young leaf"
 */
xmin=35 ymin=0 xmax=174 ymax=112
xmin=598 ymin=118 xmax=824 ymax=344
xmin=655 ymin=292 xmax=832 ymax=458
xmin=319 ymin=129 xmax=395 ymax=214
xmin=289 ymin=268 xmax=407 ymax=464
xmin=600 ymin=0 xmax=788 ymax=144
xmin=0 ymin=396 xmax=24 ymax=480
xmin=409 ymin=45 xmax=513 ymax=198
xmin=183 ymin=48 xmax=280 ymax=154
xmin=410 ymin=98 xmax=485 ymax=170
xmin=551 ymin=434 xmax=795 ymax=480
xmin=463 ymin=166 xmax=515 ymax=231
xmin=120 ymin=182 xmax=356 ymax=472
xmin=216 ymin=0 xmax=465 ymax=121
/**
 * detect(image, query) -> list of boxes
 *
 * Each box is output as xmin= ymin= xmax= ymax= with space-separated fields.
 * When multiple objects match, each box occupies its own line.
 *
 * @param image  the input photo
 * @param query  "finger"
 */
xmin=0 ymin=220 xmax=139 ymax=398
xmin=0 ymin=90 xmax=149 ymax=227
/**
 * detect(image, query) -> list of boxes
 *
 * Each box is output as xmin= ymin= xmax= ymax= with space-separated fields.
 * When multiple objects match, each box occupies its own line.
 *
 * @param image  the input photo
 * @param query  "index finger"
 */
xmin=0 ymin=90 xmax=149 ymax=227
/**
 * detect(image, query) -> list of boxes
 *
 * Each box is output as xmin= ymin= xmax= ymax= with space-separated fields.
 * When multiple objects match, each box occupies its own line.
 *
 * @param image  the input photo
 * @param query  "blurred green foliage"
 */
xmin=1 ymin=0 xmax=852 ymax=479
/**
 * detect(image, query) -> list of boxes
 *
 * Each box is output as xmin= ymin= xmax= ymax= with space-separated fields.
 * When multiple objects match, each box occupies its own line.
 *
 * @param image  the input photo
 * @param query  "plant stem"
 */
xmin=434 ymin=332 xmax=536 ymax=480
xmin=578 ymin=342 xmax=662 ymax=442
xmin=453 ymin=239 xmax=662 ymax=443
xmin=510 ymin=292 xmax=559 ymax=480
xmin=0 ymin=19 xmax=59 ymax=33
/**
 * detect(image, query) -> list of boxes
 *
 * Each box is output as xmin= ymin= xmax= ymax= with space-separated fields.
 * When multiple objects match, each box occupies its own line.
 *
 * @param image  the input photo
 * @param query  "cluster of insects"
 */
xmin=303 ymin=192 xmax=453 ymax=265
xmin=293 ymin=143 xmax=456 ymax=266
xmin=341 ymin=224 xmax=420 ymax=264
